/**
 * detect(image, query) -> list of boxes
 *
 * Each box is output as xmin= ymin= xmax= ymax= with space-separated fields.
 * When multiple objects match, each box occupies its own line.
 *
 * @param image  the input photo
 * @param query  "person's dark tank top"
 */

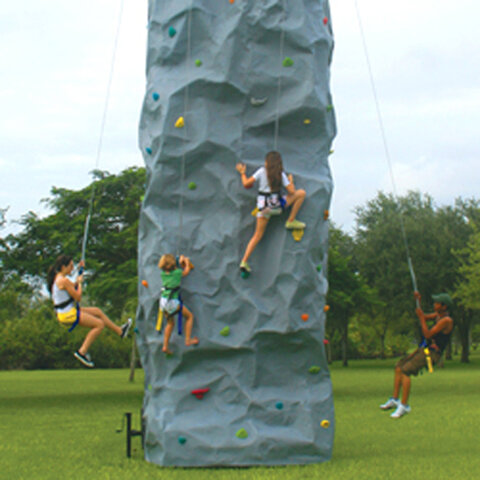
xmin=431 ymin=315 xmax=453 ymax=353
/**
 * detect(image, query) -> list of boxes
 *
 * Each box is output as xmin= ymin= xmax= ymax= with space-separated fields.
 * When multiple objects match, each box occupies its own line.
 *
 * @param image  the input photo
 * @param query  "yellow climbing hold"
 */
xmin=321 ymin=420 xmax=330 ymax=429
xmin=304 ymin=118 xmax=311 ymax=125
xmin=236 ymin=428 xmax=248 ymax=439
xmin=251 ymin=207 xmax=259 ymax=217
xmin=175 ymin=116 xmax=185 ymax=128
xmin=309 ymin=366 xmax=321 ymax=374
xmin=292 ymin=229 xmax=304 ymax=242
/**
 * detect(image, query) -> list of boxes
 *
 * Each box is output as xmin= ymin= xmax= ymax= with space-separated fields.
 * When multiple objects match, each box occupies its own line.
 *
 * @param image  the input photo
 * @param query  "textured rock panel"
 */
xmin=137 ymin=0 xmax=336 ymax=467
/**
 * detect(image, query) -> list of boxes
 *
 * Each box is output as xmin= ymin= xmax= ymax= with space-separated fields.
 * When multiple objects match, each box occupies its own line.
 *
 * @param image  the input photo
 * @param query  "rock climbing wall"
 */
xmin=136 ymin=0 xmax=336 ymax=467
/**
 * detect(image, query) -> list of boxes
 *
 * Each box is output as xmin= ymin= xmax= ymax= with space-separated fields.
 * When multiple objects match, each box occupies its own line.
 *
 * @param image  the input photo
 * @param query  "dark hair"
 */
xmin=47 ymin=255 xmax=73 ymax=293
xmin=265 ymin=151 xmax=283 ymax=192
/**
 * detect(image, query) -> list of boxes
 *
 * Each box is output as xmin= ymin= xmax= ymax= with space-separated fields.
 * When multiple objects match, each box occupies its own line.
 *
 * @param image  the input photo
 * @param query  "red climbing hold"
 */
xmin=301 ymin=313 xmax=309 ymax=322
xmin=323 ymin=339 xmax=330 ymax=345
xmin=191 ymin=388 xmax=210 ymax=400
xmin=323 ymin=17 xmax=328 ymax=25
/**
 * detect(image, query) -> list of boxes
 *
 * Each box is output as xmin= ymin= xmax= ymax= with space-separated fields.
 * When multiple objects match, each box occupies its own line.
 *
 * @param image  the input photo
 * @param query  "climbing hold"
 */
xmin=329 ymin=149 xmax=334 ymax=155
xmin=324 ymin=305 xmax=330 ymax=312
xmin=309 ymin=366 xmax=321 ymax=374
xmin=230 ymin=0 xmax=235 ymax=4
xmin=168 ymin=26 xmax=176 ymax=38
xmin=321 ymin=420 xmax=330 ymax=429
xmin=195 ymin=59 xmax=202 ymax=67
xmin=152 ymin=92 xmax=160 ymax=101
xmin=148 ymin=384 xmax=152 ymax=390
xmin=303 ymin=118 xmax=311 ymax=125
xmin=275 ymin=402 xmax=284 ymax=410
xmin=178 ymin=436 xmax=187 ymax=445
xmin=240 ymin=270 xmax=250 ymax=279
xmin=191 ymin=388 xmax=210 ymax=400
xmin=251 ymin=207 xmax=259 ymax=217
xmin=141 ymin=280 xmax=149 ymax=288
xmin=188 ymin=182 xmax=197 ymax=190
xmin=323 ymin=210 xmax=329 ymax=220
xmin=236 ymin=428 xmax=248 ymax=439
xmin=316 ymin=264 xmax=322 ymax=272
xmin=140 ymin=195 xmax=145 ymax=202
xmin=175 ymin=116 xmax=185 ymax=128
xmin=301 ymin=313 xmax=309 ymax=322
xmin=156 ymin=309 xmax=163 ymax=332
xmin=323 ymin=339 xmax=330 ymax=345
xmin=326 ymin=104 xmax=333 ymax=112
xmin=292 ymin=229 xmax=304 ymax=242
xmin=282 ymin=57 xmax=294 ymax=67
xmin=145 ymin=147 xmax=153 ymax=155
xmin=220 ymin=326 xmax=230 ymax=337
xmin=250 ymin=97 xmax=268 ymax=107
xmin=133 ymin=327 xmax=139 ymax=334
xmin=323 ymin=17 xmax=328 ymax=25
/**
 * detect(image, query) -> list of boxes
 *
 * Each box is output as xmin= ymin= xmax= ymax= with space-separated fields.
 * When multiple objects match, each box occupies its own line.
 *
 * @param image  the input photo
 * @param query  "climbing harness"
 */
xmin=156 ymin=286 xmax=184 ymax=335
xmin=53 ymin=297 xmax=80 ymax=332
xmin=257 ymin=191 xmax=287 ymax=216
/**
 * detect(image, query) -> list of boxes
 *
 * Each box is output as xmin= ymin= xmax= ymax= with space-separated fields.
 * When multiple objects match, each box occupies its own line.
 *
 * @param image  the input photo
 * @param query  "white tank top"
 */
xmin=52 ymin=278 xmax=74 ymax=313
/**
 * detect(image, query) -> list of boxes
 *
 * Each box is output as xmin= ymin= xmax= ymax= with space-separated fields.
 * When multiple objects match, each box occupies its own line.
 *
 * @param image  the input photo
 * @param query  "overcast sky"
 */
xmin=1 ymin=0 xmax=479 ymax=236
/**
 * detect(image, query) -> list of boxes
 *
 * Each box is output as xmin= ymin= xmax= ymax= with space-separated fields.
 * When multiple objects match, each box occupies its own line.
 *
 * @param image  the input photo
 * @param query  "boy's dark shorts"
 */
xmin=396 ymin=347 xmax=442 ymax=376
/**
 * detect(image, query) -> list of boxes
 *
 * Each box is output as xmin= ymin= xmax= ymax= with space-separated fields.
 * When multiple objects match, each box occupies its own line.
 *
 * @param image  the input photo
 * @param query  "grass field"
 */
xmin=1 ymin=354 xmax=479 ymax=480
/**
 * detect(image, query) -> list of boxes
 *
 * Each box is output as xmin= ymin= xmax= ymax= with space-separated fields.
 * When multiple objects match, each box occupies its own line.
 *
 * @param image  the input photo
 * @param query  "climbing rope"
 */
xmin=353 ymin=0 xmax=419 ymax=300
xmin=273 ymin=0 xmax=288 ymax=151
xmin=80 ymin=0 xmax=125 ymax=264
xmin=176 ymin=2 xmax=194 ymax=256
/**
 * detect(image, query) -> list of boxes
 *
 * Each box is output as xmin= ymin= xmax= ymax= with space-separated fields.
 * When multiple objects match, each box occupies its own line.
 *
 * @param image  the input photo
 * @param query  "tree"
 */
xmin=0 ymin=167 xmax=146 ymax=318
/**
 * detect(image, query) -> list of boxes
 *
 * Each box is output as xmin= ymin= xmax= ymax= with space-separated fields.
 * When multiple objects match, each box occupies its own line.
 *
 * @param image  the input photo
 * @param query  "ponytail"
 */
xmin=265 ymin=151 xmax=283 ymax=192
xmin=47 ymin=254 xmax=72 ymax=294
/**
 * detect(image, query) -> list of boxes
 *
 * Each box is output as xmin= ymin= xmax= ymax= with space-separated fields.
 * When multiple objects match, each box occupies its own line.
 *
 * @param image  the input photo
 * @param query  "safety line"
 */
xmin=176 ymin=3 xmax=194 ymax=256
xmin=353 ymin=0 xmax=418 ymax=296
xmin=81 ymin=0 xmax=125 ymax=263
xmin=273 ymin=0 xmax=287 ymax=151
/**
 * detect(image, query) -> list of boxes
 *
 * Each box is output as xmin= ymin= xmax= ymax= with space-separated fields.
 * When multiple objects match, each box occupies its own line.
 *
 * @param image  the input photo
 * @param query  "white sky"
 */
xmin=1 ymin=0 xmax=479 ymax=235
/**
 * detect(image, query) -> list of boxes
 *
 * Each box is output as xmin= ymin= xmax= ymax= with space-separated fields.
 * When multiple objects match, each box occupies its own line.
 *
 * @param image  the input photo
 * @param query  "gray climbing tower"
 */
xmin=136 ymin=0 xmax=336 ymax=466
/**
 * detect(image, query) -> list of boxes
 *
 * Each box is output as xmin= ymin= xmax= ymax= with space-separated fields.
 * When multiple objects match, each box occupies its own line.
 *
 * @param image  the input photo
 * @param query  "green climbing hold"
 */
xmin=220 ymin=326 xmax=230 ymax=337
xmin=329 ymin=149 xmax=334 ymax=155
xmin=282 ymin=57 xmax=294 ymax=67
xmin=140 ymin=195 xmax=145 ymax=202
xmin=236 ymin=428 xmax=248 ymax=439
xmin=309 ymin=366 xmax=321 ymax=374
xmin=195 ymin=59 xmax=202 ymax=67
xmin=326 ymin=104 xmax=333 ymax=112
xmin=275 ymin=402 xmax=284 ymax=410
xmin=188 ymin=181 xmax=197 ymax=190
xmin=168 ymin=26 xmax=176 ymax=37
xmin=148 ymin=384 xmax=152 ymax=390
xmin=178 ymin=436 xmax=187 ymax=445
xmin=316 ymin=264 xmax=322 ymax=272
xmin=240 ymin=270 xmax=250 ymax=279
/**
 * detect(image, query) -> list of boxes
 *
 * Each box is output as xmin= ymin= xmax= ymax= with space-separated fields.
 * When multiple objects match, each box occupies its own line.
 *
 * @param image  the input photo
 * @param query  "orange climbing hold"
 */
xmin=301 ymin=313 xmax=309 ymax=322
xmin=323 ymin=210 xmax=329 ymax=220
xmin=229 ymin=0 xmax=235 ymax=3
xmin=191 ymin=388 xmax=210 ymax=400
xmin=141 ymin=280 xmax=149 ymax=288
xmin=324 ymin=305 xmax=330 ymax=312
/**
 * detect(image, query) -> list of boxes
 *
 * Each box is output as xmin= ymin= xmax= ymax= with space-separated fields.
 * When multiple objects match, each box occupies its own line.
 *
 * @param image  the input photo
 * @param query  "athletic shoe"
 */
xmin=285 ymin=219 xmax=306 ymax=230
xmin=121 ymin=318 xmax=133 ymax=339
xmin=380 ymin=397 xmax=399 ymax=410
xmin=390 ymin=403 xmax=411 ymax=419
xmin=74 ymin=351 xmax=94 ymax=368
xmin=240 ymin=261 xmax=251 ymax=273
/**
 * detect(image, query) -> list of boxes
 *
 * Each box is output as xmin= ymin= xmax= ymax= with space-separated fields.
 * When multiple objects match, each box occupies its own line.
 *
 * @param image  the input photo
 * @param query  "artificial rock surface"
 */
xmin=136 ymin=0 xmax=336 ymax=467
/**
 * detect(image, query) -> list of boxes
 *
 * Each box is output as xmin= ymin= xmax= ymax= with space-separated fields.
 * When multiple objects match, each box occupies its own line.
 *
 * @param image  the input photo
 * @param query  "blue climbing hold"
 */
xmin=169 ymin=26 xmax=177 ymax=37
xmin=275 ymin=402 xmax=284 ymax=410
xmin=152 ymin=92 xmax=160 ymax=101
xmin=178 ymin=436 xmax=187 ymax=445
xmin=145 ymin=147 xmax=153 ymax=155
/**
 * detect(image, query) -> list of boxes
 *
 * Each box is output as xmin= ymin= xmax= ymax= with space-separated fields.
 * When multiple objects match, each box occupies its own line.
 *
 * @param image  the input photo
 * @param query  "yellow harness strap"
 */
xmin=424 ymin=347 xmax=434 ymax=373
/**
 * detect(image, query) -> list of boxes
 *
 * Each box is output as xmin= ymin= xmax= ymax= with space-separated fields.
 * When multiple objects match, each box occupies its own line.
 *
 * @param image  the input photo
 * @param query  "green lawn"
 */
xmin=1 ymin=354 xmax=479 ymax=480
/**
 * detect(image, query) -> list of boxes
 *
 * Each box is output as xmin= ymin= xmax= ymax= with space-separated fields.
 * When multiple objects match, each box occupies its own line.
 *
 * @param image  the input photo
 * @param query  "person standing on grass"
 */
xmin=47 ymin=254 xmax=132 ymax=368
xmin=380 ymin=291 xmax=454 ymax=419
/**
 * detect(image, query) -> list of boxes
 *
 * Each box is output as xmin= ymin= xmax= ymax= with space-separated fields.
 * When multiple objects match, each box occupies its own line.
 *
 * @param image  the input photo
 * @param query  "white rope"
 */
xmin=81 ymin=0 xmax=125 ymax=263
xmin=354 ymin=0 xmax=418 ymax=296
xmin=273 ymin=0 xmax=287 ymax=151
xmin=176 ymin=3 xmax=194 ymax=256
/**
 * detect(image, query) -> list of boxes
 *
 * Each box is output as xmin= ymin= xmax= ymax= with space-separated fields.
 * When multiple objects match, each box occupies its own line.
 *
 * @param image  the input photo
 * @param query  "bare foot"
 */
xmin=185 ymin=337 xmax=199 ymax=347
xmin=162 ymin=346 xmax=173 ymax=355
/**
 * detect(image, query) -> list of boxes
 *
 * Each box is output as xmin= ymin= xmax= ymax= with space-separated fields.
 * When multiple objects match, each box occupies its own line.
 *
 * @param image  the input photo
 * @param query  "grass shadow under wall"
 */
xmin=0 ymin=355 xmax=479 ymax=479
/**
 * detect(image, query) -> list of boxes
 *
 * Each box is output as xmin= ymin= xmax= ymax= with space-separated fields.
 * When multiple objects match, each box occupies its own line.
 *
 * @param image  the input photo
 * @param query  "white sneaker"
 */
xmin=390 ymin=403 xmax=411 ymax=419
xmin=380 ymin=397 xmax=399 ymax=410
xmin=121 ymin=318 xmax=133 ymax=339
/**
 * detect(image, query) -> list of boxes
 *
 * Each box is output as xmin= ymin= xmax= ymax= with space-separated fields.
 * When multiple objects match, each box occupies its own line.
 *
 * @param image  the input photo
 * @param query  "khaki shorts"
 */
xmin=396 ymin=347 xmax=441 ymax=376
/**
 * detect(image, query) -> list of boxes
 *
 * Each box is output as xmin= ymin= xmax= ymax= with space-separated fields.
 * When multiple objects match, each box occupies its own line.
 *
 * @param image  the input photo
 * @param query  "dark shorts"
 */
xmin=396 ymin=347 xmax=442 ymax=376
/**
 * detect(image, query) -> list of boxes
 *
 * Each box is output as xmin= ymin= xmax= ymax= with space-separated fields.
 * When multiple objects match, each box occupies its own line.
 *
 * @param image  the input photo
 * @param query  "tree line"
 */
xmin=0 ymin=167 xmax=479 ymax=369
